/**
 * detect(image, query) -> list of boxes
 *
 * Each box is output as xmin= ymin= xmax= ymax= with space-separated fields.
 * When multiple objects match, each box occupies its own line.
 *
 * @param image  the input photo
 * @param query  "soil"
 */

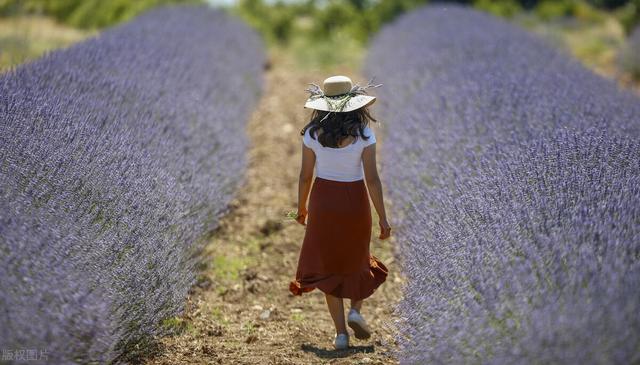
xmin=143 ymin=50 xmax=405 ymax=365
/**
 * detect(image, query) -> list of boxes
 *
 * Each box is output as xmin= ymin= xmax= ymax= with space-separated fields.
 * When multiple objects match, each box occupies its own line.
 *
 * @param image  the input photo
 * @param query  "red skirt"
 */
xmin=289 ymin=177 xmax=388 ymax=300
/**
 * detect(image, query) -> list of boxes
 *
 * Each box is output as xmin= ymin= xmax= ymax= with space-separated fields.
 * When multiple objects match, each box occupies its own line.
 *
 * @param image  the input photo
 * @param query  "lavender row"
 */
xmin=364 ymin=4 xmax=640 ymax=364
xmin=0 ymin=5 xmax=263 ymax=363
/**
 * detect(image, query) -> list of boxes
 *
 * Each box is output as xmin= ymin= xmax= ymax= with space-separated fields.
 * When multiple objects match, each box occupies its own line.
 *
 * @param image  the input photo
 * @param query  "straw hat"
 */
xmin=304 ymin=75 xmax=381 ymax=113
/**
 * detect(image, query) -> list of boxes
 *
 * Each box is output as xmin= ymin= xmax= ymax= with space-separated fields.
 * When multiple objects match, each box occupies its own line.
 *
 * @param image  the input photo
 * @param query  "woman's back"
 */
xmin=302 ymin=126 xmax=376 ymax=182
xmin=292 ymin=75 xmax=391 ymax=351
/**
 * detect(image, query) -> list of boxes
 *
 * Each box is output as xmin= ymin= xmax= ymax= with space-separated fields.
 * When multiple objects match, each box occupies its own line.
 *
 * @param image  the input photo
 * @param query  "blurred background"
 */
xmin=1 ymin=0 xmax=639 ymax=89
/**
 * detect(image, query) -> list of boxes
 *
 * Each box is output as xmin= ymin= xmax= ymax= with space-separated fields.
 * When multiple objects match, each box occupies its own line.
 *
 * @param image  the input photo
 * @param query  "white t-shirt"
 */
xmin=302 ymin=125 xmax=377 ymax=182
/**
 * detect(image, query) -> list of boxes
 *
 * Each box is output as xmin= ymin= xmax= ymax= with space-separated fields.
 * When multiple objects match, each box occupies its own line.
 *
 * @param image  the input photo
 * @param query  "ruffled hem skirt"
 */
xmin=289 ymin=177 xmax=388 ymax=301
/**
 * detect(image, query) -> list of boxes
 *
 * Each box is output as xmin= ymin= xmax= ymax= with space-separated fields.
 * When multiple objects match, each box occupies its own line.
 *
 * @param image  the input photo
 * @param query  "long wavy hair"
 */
xmin=300 ymin=107 xmax=378 ymax=148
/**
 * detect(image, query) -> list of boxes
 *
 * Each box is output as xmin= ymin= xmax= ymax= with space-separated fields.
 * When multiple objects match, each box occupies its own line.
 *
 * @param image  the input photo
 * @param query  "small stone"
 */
xmin=196 ymin=276 xmax=212 ymax=289
xmin=206 ymin=326 xmax=224 ymax=337
xmin=259 ymin=219 xmax=283 ymax=237
xmin=252 ymin=305 xmax=263 ymax=311
xmin=257 ymin=274 xmax=272 ymax=281
xmin=282 ymin=123 xmax=294 ymax=133
xmin=247 ymin=281 xmax=260 ymax=293
xmin=259 ymin=309 xmax=271 ymax=320
xmin=242 ymin=268 xmax=259 ymax=281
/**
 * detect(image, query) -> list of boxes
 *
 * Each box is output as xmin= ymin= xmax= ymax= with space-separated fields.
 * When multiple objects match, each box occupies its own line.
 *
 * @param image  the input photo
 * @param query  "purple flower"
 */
xmin=0 ymin=5 xmax=264 ymax=363
xmin=365 ymin=4 xmax=640 ymax=364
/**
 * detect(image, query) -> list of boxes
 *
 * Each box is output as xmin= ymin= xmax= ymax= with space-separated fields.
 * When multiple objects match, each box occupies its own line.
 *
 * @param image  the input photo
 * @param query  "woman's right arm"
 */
xmin=362 ymin=144 xmax=391 ymax=240
xmin=296 ymin=142 xmax=316 ymax=225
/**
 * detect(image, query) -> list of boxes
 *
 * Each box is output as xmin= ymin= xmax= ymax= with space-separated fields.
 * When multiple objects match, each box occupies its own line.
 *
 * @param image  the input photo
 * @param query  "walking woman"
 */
xmin=289 ymin=75 xmax=392 ymax=350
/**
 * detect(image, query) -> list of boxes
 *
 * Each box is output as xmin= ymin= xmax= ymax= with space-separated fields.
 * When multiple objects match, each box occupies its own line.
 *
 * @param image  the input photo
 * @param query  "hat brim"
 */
xmin=304 ymin=95 xmax=376 ymax=112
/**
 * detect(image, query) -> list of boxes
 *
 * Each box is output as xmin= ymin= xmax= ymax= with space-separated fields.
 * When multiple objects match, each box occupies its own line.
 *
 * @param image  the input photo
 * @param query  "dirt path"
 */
xmin=145 ymin=49 xmax=404 ymax=365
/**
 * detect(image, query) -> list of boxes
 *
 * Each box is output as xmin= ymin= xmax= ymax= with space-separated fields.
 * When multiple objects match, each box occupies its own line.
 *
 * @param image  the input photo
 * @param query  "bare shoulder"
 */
xmin=361 ymin=125 xmax=376 ymax=146
xmin=363 ymin=125 xmax=376 ymax=137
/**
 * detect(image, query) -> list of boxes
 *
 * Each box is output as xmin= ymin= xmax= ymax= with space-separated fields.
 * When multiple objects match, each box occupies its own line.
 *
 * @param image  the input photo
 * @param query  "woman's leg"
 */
xmin=350 ymin=299 xmax=363 ymax=313
xmin=325 ymin=293 xmax=347 ymax=334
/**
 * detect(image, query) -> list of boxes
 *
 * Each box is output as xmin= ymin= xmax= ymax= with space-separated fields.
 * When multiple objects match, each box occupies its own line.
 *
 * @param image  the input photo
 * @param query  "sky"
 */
xmin=205 ymin=0 xmax=235 ymax=5
xmin=205 ymin=0 xmax=307 ymax=5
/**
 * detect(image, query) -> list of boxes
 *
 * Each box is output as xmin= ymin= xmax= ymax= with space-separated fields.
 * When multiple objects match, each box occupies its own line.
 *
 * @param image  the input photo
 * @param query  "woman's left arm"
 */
xmin=296 ymin=143 xmax=316 ymax=225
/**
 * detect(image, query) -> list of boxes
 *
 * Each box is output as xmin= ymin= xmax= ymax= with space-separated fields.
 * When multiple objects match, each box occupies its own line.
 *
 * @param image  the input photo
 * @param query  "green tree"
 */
xmin=234 ymin=0 xmax=296 ymax=44
xmin=617 ymin=0 xmax=640 ymax=33
xmin=473 ymin=0 xmax=523 ymax=17
xmin=0 ymin=0 xmax=201 ymax=29
xmin=586 ymin=0 xmax=630 ymax=9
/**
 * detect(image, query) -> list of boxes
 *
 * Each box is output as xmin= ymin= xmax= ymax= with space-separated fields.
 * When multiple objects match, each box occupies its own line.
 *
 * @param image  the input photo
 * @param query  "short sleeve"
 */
xmin=362 ymin=126 xmax=376 ymax=146
xmin=302 ymin=128 xmax=314 ymax=149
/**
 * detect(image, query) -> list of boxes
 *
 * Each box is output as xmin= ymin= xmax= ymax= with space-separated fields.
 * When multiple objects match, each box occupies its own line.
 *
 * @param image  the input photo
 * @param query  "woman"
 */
xmin=289 ymin=75 xmax=392 ymax=350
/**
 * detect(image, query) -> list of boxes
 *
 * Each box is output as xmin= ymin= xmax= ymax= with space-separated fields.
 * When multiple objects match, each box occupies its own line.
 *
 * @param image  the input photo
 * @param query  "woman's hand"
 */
xmin=296 ymin=207 xmax=308 ymax=226
xmin=379 ymin=218 xmax=391 ymax=240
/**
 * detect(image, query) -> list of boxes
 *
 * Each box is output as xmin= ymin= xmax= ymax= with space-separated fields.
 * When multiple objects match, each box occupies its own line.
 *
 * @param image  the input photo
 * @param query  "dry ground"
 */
xmin=144 ymin=49 xmax=405 ymax=365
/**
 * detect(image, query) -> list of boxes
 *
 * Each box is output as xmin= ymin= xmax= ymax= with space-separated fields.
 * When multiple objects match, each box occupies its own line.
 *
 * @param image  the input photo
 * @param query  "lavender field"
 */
xmin=365 ymin=4 xmax=640 ymax=364
xmin=0 ymin=5 xmax=263 ymax=363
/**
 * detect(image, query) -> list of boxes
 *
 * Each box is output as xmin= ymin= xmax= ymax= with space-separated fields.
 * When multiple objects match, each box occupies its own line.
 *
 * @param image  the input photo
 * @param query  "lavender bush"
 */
xmin=0 ymin=5 xmax=263 ymax=363
xmin=365 ymin=4 xmax=640 ymax=364
xmin=619 ymin=25 xmax=640 ymax=79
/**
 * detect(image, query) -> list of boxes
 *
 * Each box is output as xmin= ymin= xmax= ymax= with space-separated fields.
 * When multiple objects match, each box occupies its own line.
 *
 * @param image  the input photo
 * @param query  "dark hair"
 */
xmin=300 ymin=107 xmax=378 ymax=148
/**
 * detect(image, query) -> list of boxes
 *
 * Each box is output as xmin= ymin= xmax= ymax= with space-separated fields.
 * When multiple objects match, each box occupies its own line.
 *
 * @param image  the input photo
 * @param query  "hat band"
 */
xmin=325 ymin=93 xmax=350 ymax=99
xmin=304 ymin=77 xmax=383 ymax=113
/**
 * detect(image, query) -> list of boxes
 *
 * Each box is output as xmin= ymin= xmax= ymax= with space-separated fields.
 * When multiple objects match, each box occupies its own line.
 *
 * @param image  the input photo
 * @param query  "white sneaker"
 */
xmin=347 ymin=308 xmax=371 ymax=339
xmin=334 ymin=332 xmax=349 ymax=350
